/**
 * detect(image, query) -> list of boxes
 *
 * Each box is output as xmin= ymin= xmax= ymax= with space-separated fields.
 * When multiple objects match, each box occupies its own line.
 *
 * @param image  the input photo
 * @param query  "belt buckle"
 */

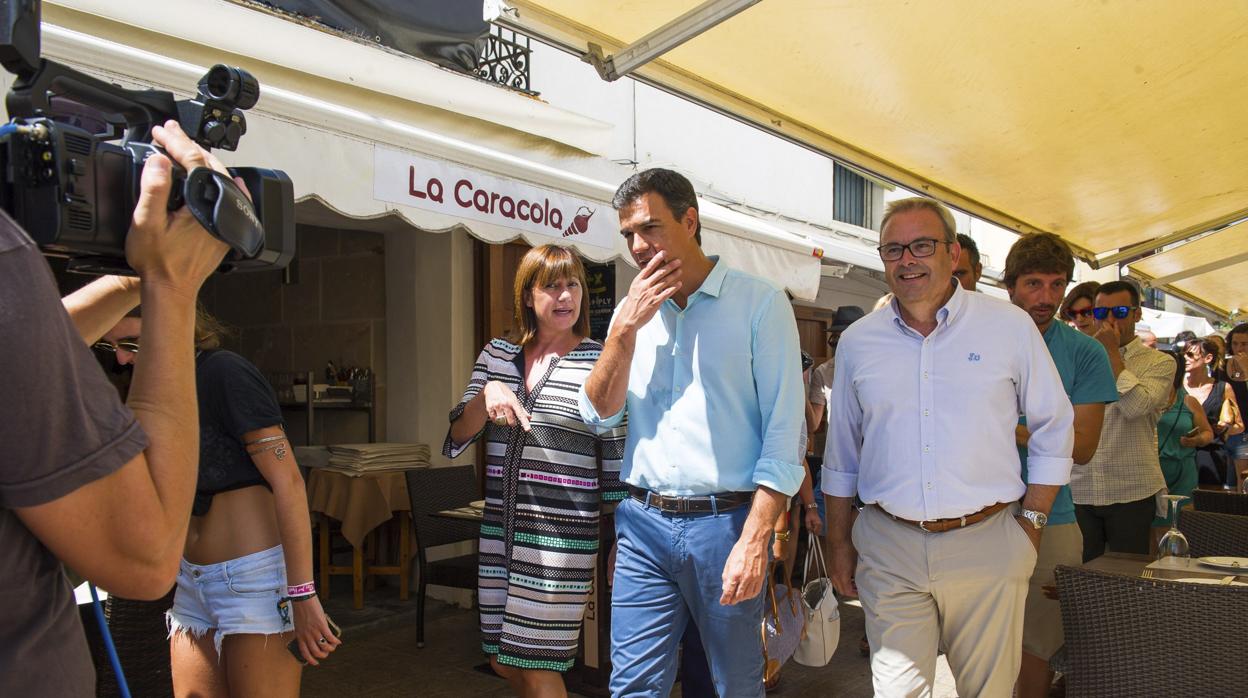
xmin=918 ymin=519 xmax=931 ymax=533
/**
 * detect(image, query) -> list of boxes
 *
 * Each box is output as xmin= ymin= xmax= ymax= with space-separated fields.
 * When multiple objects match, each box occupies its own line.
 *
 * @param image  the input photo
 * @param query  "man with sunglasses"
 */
xmin=1069 ymin=280 xmax=1176 ymax=561
xmin=1002 ymin=234 xmax=1118 ymax=698
xmin=0 ymin=121 xmax=229 ymax=695
xmin=823 ymin=197 xmax=1073 ymax=698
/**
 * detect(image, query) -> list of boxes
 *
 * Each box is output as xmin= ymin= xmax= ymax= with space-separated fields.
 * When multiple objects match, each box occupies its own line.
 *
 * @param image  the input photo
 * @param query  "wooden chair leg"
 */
xmin=399 ymin=512 xmax=411 ymax=601
xmin=352 ymin=542 xmax=364 ymax=610
xmin=318 ymin=515 xmax=331 ymax=600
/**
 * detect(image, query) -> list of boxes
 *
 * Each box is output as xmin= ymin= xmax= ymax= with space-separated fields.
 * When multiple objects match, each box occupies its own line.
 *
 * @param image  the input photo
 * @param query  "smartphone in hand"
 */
xmin=286 ymin=615 xmax=342 ymax=665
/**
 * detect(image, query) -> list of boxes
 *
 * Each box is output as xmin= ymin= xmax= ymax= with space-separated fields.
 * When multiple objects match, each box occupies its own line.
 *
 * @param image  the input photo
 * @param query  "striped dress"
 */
xmin=443 ymin=337 xmax=626 ymax=671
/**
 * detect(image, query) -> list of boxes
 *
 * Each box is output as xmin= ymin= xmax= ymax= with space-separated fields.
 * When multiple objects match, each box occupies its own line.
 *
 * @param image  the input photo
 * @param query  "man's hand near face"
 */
xmin=1093 ymin=315 xmax=1125 ymax=377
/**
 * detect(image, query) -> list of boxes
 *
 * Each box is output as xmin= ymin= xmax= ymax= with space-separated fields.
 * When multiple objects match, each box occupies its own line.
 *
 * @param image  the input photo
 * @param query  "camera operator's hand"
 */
xmin=126 ymin=121 xmax=230 ymax=291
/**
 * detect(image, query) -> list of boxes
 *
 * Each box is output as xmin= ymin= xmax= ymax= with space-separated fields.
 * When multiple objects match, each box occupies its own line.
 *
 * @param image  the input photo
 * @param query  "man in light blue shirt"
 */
xmin=579 ymin=169 xmax=805 ymax=697
xmin=1004 ymin=233 xmax=1117 ymax=698
xmin=823 ymin=198 xmax=1074 ymax=698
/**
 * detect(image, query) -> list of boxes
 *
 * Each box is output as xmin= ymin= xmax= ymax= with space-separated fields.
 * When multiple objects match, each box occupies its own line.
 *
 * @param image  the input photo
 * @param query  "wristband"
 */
xmin=289 ymin=593 xmax=317 ymax=603
xmin=287 ymin=582 xmax=316 ymax=596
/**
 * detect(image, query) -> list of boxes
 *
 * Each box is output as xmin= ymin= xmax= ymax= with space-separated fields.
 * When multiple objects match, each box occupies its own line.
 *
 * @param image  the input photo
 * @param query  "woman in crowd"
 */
xmin=1181 ymin=338 xmax=1244 ymax=487
xmin=444 ymin=244 xmax=625 ymax=698
xmin=1152 ymin=350 xmax=1213 ymax=546
xmin=1223 ymin=324 xmax=1248 ymax=489
xmin=99 ymin=307 xmax=337 ymax=696
xmin=1060 ymin=281 xmax=1100 ymax=336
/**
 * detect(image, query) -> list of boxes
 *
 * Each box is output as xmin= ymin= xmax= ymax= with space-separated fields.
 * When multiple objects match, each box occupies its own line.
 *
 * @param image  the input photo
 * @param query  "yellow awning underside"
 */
xmin=513 ymin=0 xmax=1248 ymax=315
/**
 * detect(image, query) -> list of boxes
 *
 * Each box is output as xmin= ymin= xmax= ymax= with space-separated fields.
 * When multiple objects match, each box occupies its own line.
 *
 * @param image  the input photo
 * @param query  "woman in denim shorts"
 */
xmin=101 ymin=308 xmax=339 ymax=695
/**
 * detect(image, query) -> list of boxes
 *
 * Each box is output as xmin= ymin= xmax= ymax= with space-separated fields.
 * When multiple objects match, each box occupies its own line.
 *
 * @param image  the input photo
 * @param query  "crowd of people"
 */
xmin=7 ymin=141 xmax=1244 ymax=697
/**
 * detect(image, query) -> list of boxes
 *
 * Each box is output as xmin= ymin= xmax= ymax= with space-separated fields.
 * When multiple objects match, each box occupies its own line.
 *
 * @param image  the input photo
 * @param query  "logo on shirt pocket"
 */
xmin=968 ymin=353 xmax=982 ymax=362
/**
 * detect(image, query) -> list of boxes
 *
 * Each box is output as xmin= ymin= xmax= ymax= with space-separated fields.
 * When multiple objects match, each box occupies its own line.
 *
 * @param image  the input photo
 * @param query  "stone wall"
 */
xmin=200 ymin=225 xmax=387 ymax=444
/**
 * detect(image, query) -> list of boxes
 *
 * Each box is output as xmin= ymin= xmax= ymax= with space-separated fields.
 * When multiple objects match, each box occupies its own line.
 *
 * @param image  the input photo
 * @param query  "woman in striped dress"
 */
xmin=444 ymin=244 xmax=625 ymax=697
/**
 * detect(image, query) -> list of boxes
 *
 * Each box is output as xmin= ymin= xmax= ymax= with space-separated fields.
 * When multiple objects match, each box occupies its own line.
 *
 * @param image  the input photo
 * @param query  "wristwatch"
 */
xmin=1020 ymin=509 xmax=1048 ymax=530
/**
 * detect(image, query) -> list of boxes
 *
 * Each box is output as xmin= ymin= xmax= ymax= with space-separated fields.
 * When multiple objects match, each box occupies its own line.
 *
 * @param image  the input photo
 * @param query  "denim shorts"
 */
xmin=166 ymin=544 xmax=293 ymax=655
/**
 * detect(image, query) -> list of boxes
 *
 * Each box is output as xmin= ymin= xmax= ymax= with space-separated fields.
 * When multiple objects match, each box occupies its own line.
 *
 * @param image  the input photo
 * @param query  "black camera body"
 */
xmin=0 ymin=0 xmax=294 ymax=274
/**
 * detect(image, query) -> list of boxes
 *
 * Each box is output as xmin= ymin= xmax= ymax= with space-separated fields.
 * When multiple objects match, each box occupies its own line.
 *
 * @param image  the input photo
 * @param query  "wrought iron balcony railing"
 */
xmin=476 ymin=24 xmax=536 ymax=95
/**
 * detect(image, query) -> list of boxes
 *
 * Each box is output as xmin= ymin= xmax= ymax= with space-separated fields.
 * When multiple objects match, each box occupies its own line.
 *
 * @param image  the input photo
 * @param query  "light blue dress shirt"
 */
xmin=579 ymin=257 xmax=806 ymax=497
xmin=822 ymin=283 xmax=1075 ymax=521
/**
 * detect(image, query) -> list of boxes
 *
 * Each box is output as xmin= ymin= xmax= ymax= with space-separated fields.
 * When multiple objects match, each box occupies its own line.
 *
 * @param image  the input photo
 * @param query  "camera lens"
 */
xmin=200 ymin=65 xmax=260 ymax=110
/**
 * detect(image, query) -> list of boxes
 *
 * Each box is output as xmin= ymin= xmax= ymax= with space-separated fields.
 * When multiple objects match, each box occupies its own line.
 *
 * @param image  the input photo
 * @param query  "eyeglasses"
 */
xmin=877 ymin=238 xmax=949 ymax=262
xmin=1091 ymin=305 xmax=1135 ymax=320
xmin=93 ymin=338 xmax=140 ymax=354
xmin=1066 ymin=307 xmax=1095 ymax=319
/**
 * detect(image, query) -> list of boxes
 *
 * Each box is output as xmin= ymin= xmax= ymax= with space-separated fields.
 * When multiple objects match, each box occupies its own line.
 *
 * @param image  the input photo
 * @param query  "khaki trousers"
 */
xmin=853 ymin=503 xmax=1037 ymax=698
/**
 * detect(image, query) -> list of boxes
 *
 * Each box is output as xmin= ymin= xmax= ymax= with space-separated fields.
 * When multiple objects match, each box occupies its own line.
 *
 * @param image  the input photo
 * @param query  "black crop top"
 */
xmin=193 ymin=349 xmax=284 ymax=516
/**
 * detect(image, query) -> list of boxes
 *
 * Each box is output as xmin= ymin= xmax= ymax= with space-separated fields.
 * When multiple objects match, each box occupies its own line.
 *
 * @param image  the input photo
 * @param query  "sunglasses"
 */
xmin=1066 ymin=307 xmax=1095 ymax=319
xmin=93 ymin=338 xmax=141 ymax=354
xmin=1091 ymin=305 xmax=1135 ymax=320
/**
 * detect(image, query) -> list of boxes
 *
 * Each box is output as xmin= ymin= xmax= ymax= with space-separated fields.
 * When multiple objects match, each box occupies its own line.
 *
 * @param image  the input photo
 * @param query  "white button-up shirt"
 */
xmin=822 ymin=283 xmax=1074 ymax=521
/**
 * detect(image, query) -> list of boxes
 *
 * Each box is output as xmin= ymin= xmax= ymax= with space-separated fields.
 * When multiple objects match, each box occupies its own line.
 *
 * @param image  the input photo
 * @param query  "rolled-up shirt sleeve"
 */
xmin=578 ymin=384 xmax=625 ymax=430
xmin=749 ymin=292 xmax=806 ymax=496
xmin=821 ymin=342 xmax=863 ymax=497
xmin=1020 ymin=321 xmax=1076 ymax=485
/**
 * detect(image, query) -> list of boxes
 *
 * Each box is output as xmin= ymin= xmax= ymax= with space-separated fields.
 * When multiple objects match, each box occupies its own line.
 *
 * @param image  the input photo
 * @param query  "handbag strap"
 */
xmin=803 ymin=531 xmax=828 ymax=587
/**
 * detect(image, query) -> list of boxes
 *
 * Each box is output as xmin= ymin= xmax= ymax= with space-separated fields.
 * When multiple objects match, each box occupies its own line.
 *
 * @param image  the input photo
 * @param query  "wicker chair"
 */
xmin=1193 ymin=489 xmax=1248 ymax=516
xmin=1177 ymin=508 xmax=1248 ymax=557
xmin=405 ymin=465 xmax=480 ymax=648
xmin=1055 ymin=565 xmax=1248 ymax=696
xmin=81 ymin=587 xmax=176 ymax=697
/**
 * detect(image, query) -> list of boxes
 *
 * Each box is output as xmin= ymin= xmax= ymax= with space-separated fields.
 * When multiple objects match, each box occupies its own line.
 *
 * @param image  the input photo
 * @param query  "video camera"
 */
xmin=0 ymin=0 xmax=294 ymax=275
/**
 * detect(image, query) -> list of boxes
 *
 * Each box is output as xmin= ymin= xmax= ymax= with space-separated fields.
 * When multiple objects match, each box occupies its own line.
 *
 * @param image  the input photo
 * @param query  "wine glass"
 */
xmin=1157 ymin=494 xmax=1190 ymax=561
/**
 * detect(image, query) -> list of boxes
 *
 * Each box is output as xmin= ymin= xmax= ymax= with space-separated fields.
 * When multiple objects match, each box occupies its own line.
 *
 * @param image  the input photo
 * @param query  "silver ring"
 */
xmin=493 ymin=416 xmax=509 ymax=427
xmin=318 ymin=637 xmax=328 ymax=645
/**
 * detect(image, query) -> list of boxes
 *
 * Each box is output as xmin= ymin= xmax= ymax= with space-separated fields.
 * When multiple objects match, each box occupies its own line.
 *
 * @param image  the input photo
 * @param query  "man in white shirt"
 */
xmin=822 ymin=197 xmax=1074 ymax=698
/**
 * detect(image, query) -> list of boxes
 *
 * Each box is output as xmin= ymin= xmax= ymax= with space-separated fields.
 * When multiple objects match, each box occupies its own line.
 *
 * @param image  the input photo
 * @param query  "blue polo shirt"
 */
xmin=1020 ymin=319 xmax=1118 ymax=524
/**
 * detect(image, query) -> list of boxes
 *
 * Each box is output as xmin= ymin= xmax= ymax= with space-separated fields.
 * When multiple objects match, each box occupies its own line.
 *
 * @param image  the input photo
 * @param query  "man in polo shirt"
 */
xmin=1003 ymin=233 xmax=1117 ymax=698
xmin=579 ymin=168 xmax=805 ymax=697
xmin=823 ymin=197 xmax=1073 ymax=697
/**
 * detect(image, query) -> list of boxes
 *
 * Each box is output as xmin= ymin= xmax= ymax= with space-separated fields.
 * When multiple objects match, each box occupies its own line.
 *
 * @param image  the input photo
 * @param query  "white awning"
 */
xmin=30 ymin=10 xmax=826 ymax=299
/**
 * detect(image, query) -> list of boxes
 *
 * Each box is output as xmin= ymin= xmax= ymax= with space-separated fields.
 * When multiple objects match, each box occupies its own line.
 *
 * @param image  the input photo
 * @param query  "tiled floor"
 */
xmin=303 ymin=586 xmax=959 ymax=697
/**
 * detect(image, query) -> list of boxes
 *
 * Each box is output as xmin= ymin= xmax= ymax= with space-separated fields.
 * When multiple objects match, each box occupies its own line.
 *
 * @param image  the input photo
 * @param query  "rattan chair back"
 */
xmin=1193 ymin=489 xmax=1248 ymax=516
xmin=405 ymin=465 xmax=480 ymax=548
xmin=1177 ymin=508 xmax=1248 ymax=557
xmin=1055 ymin=565 xmax=1248 ymax=696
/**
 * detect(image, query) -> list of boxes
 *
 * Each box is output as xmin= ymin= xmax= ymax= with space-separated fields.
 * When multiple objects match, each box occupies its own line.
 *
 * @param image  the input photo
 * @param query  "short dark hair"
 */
xmin=1060 ymin=280 xmax=1100 ymax=319
xmin=1096 ymin=279 xmax=1142 ymax=307
xmin=612 ymin=168 xmax=701 ymax=245
xmin=956 ymin=233 xmax=980 ymax=268
xmin=1003 ymin=233 xmax=1075 ymax=289
xmin=1227 ymin=323 xmax=1248 ymax=349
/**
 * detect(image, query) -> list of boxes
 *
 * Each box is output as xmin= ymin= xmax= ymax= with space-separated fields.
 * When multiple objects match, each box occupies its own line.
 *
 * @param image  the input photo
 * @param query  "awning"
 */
xmin=1138 ymin=308 xmax=1216 ymax=340
xmin=1129 ymin=221 xmax=1248 ymax=316
xmin=505 ymin=1 xmax=1248 ymax=316
xmin=32 ymin=4 xmax=826 ymax=298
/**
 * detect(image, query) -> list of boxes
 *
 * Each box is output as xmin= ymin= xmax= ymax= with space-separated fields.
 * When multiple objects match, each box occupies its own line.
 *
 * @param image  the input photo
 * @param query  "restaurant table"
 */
xmin=306 ymin=468 xmax=415 ymax=609
xmin=1084 ymin=552 xmax=1248 ymax=582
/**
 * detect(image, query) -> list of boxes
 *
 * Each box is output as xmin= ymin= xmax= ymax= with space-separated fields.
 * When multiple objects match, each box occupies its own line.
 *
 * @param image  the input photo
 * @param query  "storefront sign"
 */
xmin=373 ymin=146 xmax=617 ymax=250
xmin=585 ymin=262 xmax=616 ymax=341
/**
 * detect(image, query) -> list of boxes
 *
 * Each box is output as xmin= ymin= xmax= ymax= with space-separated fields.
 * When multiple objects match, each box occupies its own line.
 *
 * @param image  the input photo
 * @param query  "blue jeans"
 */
xmin=610 ymin=496 xmax=764 ymax=698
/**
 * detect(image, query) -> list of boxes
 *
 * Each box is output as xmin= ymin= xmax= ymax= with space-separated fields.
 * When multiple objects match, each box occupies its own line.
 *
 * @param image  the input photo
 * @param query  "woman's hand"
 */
xmin=1179 ymin=435 xmax=1200 ymax=449
xmin=483 ymin=381 xmax=531 ymax=432
xmin=293 ymin=596 xmax=341 ymax=666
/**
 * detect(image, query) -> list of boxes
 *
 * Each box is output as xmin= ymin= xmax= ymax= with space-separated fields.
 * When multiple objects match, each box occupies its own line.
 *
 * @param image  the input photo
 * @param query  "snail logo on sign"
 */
xmin=372 ymin=146 xmax=615 ymax=251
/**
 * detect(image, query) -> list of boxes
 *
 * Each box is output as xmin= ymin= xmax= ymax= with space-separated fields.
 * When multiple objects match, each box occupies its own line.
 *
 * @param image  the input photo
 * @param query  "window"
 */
xmin=833 ymin=163 xmax=870 ymax=228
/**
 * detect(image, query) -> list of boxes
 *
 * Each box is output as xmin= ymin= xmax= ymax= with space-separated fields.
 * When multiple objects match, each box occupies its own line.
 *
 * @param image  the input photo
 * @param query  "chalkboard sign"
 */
xmin=585 ymin=263 xmax=616 ymax=341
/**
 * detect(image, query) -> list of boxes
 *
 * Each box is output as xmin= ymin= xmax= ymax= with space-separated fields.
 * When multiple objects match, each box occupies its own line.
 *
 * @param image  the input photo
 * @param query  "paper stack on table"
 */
xmin=319 ymin=442 xmax=432 ymax=476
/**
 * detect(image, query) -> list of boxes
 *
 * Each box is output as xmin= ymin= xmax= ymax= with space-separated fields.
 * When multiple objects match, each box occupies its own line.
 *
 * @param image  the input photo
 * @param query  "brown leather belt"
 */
xmin=627 ymin=485 xmax=753 ymax=514
xmin=875 ymin=501 xmax=1011 ymax=533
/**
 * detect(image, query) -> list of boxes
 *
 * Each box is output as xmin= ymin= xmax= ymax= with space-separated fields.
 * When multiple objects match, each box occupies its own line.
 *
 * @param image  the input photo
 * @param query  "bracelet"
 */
xmin=801 ymin=501 xmax=817 ymax=510
xmin=774 ymin=530 xmax=791 ymax=542
xmin=288 ymin=593 xmax=317 ymax=603
xmin=287 ymin=581 xmax=316 ymax=596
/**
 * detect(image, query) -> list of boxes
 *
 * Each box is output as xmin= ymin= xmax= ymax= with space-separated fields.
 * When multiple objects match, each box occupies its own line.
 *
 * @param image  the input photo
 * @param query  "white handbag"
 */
xmin=793 ymin=533 xmax=840 ymax=667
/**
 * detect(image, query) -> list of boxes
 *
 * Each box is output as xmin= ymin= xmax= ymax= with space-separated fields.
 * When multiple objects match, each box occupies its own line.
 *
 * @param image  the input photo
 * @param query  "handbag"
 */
xmin=761 ymin=561 xmax=804 ymax=689
xmin=793 ymin=532 xmax=840 ymax=667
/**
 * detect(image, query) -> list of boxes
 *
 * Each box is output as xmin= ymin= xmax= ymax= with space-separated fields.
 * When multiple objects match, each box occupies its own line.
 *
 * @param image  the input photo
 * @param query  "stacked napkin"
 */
xmin=308 ymin=443 xmax=432 ymax=476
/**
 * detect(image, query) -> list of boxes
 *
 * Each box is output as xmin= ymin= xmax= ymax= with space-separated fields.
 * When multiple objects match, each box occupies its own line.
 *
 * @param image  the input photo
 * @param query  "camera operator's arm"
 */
xmin=16 ymin=122 xmax=229 ymax=598
xmin=62 ymin=275 xmax=141 ymax=344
